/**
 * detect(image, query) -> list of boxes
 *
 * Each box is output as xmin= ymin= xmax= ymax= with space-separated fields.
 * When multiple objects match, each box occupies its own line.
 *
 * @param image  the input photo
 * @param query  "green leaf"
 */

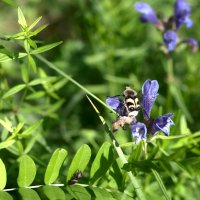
xmin=29 ymin=77 xmax=57 ymax=86
xmin=14 ymin=122 xmax=24 ymax=134
xmin=44 ymin=148 xmax=68 ymax=185
xmin=0 ymin=159 xmax=7 ymax=190
xmin=151 ymin=169 xmax=171 ymax=200
xmin=0 ymin=53 xmax=12 ymax=62
xmin=0 ymin=140 xmax=16 ymax=150
xmin=2 ymin=0 xmax=17 ymax=6
xmin=0 ymin=118 xmax=13 ymax=132
xmin=0 ymin=191 xmax=13 ymax=200
xmin=24 ymin=39 xmax=30 ymax=53
xmin=27 ymin=38 xmax=37 ymax=49
xmin=30 ymin=24 xmax=48 ymax=36
xmin=67 ymin=185 xmax=91 ymax=200
xmin=66 ymin=144 xmax=91 ymax=182
xmin=18 ymin=188 xmax=41 ymax=200
xmin=27 ymin=55 xmax=37 ymax=73
xmin=21 ymin=63 xmax=29 ymax=83
xmin=17 ymin=155 xmax=37 ymax=187
xmin=18 ymin=7 xmax=27 ymax=28
xmin=122 ymin=160 xmax=160 ymax=172
xmin=27 ymin=16 xmax=42 ymax=31
xmin=20 ymin=120 xmax=43 ymax=138
xmin=90 ymin=142 xmax=114 ymax=184
xmin=91 ymin=187 xmax=114 ymax=199
xmin=26 ymin=91 xmax=45 ymax=100
xmin=3 ymin=84 xmax=26 ymax=99
xmin=30 ymin=42 xmax=63 ymax=54
xmin=42 ymin=185 xmax=66 ymax=200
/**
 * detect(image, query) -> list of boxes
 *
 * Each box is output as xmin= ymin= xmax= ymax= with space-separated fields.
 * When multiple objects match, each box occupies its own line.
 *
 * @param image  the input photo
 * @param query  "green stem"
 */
xmin=151 ymin=169 xmax=171 ymax=200
xmin=34 ymin=54 xmax=114 ymax=113
xmin=166 ymin=58 xmax=174 ymax=111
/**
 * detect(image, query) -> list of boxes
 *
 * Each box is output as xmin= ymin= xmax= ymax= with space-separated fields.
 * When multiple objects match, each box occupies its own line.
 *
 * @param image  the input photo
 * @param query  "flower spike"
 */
xmin=174 ymin=0 xmax=193 ymax=30
xmin=163 ymin=31 xmax=178 ymax=52
xmin=142 ymin=80 xmax=159 ymax=120
xmin=134 ymin=2 xmax=159 ymax=24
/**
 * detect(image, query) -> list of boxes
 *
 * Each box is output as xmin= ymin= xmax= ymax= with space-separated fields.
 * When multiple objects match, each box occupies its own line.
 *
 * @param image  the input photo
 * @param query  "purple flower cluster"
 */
xmin=106 ymin=80 xmax=174 ymax=143
xmin=134 ymin=0 xmax=198 ymax=52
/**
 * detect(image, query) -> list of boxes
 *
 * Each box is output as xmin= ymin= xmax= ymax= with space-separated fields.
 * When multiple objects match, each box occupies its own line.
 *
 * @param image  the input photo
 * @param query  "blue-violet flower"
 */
xmin=152 ymin=113 xmax=175 ymax=136
xmin=163 ymin=31 xmax=178 ymax=52
xmin=130 ymin=122 xmax=147 ymax=143
xmin=142 ymin=79 xmax=159 ymax=120
xmin=174 ymin=0 xmax=193 ymax=30
xmin=106 ymin=96 xmax=127 ymax=116
xmin=134 ymin=2 xmax=158 ymax=24
xmin=182 ymin=38 xmax=198 ymax=52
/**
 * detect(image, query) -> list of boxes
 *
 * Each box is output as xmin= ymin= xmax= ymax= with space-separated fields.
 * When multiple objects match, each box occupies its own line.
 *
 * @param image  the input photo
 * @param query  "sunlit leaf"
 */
xmin=18 ymin=188 xmax=41 ymax=200
xmin=42 ymin=185 xmax=66 ymax=200
xmin=44 ymin=148 xmax=68 ymax=185
xmin=21 ymin=64 xmax=29 ymax=83
xmin=18 ymin=7 xmax=27 ymax=28
xmin=90 ymin=142 xmax=114 ymax=184
xmin=28 ymin=55 xmax=37 ymax=73
xmin=3 ymin=84 xmax=26 ymax=99
xmin=27 ymin=38 xmax=37 ymax=49
xmin=27 ymin=16 xmax=42 ymax=31
xmin=0 ymin=53 xmax=12 ymax=62
xmin=0 ymin=191 xmax=13 ymax=200
xmin=66 ymin=144 xmax=91 ymax=182
xmin=0 ymin=118 xmax=13 ymax=132
xmin=24 ymin=39 xmax=30 ymax=53
xmin=0 ymin=140 xmax=16 ymax=150
xmin=0 ymin=159 xmax=7 ymax=190
xmin=67 ymin=185 xmax=91 ymax=200
xmin=29 ymin=77 xmax=57 ymax=86
xmin=19 ymin=120 xmax=43 ymax=138
xmin=17 ymin=155 xmax=36 ymax=187
xmin=30 ymin=42 xmax=63 ymax=54
xmin=30 ymin=24 xmax=48 ymax=36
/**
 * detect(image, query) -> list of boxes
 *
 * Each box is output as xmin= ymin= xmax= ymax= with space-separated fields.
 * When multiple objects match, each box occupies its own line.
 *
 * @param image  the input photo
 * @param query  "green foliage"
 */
xmin=17 ymin=155 xmax=36 ymax=187
xmin=0 ymin=159 xmax=7 ymax=190
xmin=44 ymin=148 xmax=68 ymax=185
xmin=0 ymin=1 xmax=200 ymax=200
xmin=66 ymin=144 xmax=91 ymax=182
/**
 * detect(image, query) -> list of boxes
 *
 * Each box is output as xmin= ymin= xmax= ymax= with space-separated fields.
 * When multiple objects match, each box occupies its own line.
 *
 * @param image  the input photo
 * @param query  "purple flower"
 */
xmin=106 ymin=96 xmax=127 ymax=116
xmin=163 ymin=31 xmax=178 ymax=52
xmin=152 ymin=113 xmax=175 ymax=136
xmin=174 ymin=0 xmax=193 ymax=30
xmin=134 ymin=2 xmax=158 ymax=24
xmin=130 ymin=122 xmax=147 ymax=143
xmin=142 ymin=80 xmax=159 ymax=120
xmin=182 ymin=38 xmax=198 ymax=52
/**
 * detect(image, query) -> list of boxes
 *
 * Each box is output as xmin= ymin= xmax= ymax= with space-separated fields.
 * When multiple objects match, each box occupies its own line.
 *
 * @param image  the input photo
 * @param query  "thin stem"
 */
xmin=166 ymin=58 xmax=174 ymax=111
xmin=34 ymin=54 xmax=115 ymax=113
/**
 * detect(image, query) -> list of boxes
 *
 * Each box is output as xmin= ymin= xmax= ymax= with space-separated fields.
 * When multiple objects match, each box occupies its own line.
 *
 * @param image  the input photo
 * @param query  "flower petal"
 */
xmin=134 ymin=2 xmax=158 ymax=24
xmin=106 ymin=96 xmax=127 ymax=116
xmin=182 ymin=38 xmax=198 ymax=52
xmin=163 ymin=31 xmax=178 ymax=52
xmin=130 ymin=122 xmax=147 ymax=143
xmin=142 ymin=80 xmax=159 ymax=120
xmin=152 ymin=113 xmax=175 ymax=136
xmin=174 ymin=0 xmax=193 ymax=30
